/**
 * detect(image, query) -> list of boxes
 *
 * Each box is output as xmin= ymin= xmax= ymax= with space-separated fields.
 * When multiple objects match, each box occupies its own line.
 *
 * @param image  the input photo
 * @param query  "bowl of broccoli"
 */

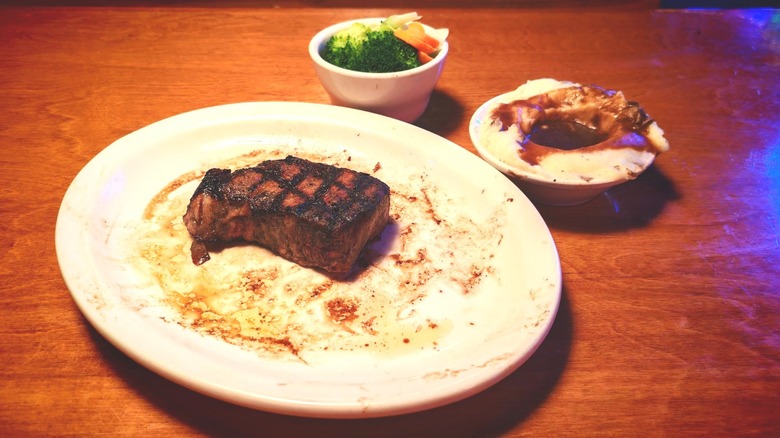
xmin=309 ymin=12 xmax=449 ymax=123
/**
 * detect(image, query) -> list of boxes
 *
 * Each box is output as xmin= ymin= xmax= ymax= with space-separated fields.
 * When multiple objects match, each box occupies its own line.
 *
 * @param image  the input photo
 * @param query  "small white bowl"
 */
xmin=309 ymin=18 xmax=449 ymax=123
xmin=469 ymin=87 xmax=666 ymax=207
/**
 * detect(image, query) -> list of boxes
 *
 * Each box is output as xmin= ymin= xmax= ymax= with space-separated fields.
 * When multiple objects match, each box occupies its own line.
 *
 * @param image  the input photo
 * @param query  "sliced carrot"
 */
xmin=406 ymin=22 xmax=441 ymax=50
xmin=394 ymin=28 xmax=437 ymax=56
xmin=418 ymin=50 xmax=434 ymax=64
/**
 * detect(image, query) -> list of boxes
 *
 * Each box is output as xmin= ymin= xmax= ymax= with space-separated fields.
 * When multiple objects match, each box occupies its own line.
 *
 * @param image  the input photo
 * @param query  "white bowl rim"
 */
xmin=308 ymin=17 xmax=449 ymax=79
xmin=469 ymin=90 xmax=654 ymax=190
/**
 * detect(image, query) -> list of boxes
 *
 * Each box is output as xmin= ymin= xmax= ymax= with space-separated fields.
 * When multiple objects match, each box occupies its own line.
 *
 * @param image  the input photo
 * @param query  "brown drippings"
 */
xmin=144 ymin=169 xmax=203 ymax=220
xmin=131 ymin=148 xmax=508 ymax=361
xmin=491 ymin=84 xmax=662 ymax=166
xmin=326 ymin=297 xmax=360 ymax=323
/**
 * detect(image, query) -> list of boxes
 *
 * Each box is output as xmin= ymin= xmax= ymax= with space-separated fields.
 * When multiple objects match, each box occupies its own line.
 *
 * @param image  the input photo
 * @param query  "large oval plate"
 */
xmin=55 ymin=102 xmax=561 ymax=418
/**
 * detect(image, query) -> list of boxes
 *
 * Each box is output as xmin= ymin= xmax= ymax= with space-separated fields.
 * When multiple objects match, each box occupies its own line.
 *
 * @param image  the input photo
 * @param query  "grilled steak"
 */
xmin=182 ymin=155 xmax=391 ymax=274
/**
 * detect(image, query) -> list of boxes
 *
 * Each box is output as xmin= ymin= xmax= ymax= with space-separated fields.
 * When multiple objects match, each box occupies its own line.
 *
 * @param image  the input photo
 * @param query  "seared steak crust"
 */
xmin=183 ymin=155 xmax=391 ymax=274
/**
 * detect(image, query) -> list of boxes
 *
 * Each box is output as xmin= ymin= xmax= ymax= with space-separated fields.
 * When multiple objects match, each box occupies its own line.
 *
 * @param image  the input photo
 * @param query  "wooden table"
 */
xmin=2 ymin=6 xmax=778 ymax=436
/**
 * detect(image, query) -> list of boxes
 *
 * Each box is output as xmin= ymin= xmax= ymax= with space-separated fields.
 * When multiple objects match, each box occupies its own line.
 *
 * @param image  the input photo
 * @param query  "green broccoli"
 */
xmin=321 ymin=22 xmax=421 ymax=73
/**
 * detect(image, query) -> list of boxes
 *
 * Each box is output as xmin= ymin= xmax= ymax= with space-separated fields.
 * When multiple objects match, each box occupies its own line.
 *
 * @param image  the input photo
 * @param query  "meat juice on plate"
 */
xmin=130 ymin=147 xmax=507 ymax=363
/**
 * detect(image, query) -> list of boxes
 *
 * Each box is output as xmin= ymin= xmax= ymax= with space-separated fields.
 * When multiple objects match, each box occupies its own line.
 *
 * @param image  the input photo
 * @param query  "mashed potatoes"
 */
xmin=476 ymin=79 xmax=669 ymax=185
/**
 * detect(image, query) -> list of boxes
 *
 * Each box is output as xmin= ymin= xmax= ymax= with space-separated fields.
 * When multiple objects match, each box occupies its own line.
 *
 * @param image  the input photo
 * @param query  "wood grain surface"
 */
xmin=1 ymin=6 xmax=778 ymax=437
xmin=0 ymin=0 xmax=661 ymax=8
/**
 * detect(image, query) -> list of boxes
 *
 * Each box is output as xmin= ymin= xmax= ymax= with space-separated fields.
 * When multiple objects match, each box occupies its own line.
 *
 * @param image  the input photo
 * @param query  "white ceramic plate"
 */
xmin=56 ymin=102 xmax=561 ymax=418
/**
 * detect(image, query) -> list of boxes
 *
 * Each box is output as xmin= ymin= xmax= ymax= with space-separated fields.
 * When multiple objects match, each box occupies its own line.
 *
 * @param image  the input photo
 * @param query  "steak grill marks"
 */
xmin=183 ymin=155 xmax=391 ymax=274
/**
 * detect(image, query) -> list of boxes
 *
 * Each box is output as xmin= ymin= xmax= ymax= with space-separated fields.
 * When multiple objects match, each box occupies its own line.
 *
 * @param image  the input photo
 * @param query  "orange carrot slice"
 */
xmin=418 ymin=50 xmax=434 ymax=64
xmin=406 ymin=22 xmax=441 ymax=50
xmin=394 ymin=28 xmax=437 ymax=56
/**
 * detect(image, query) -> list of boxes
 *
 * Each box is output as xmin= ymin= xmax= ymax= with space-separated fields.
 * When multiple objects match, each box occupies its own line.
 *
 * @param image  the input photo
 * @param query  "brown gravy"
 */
xmin=491 ymin=84 xmax=663 ymax=166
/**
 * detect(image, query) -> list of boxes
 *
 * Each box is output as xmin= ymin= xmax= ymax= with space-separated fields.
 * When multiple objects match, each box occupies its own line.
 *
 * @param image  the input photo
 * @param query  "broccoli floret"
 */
xmin=321 ymin=23 xmax=421 ymax=73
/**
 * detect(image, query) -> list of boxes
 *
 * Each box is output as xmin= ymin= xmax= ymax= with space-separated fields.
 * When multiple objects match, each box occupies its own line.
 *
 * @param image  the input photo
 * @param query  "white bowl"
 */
xmin=309 ymin=18 xmax=449 ymax=123
xmin=469 ymin=87 xmax=666 ymax=207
